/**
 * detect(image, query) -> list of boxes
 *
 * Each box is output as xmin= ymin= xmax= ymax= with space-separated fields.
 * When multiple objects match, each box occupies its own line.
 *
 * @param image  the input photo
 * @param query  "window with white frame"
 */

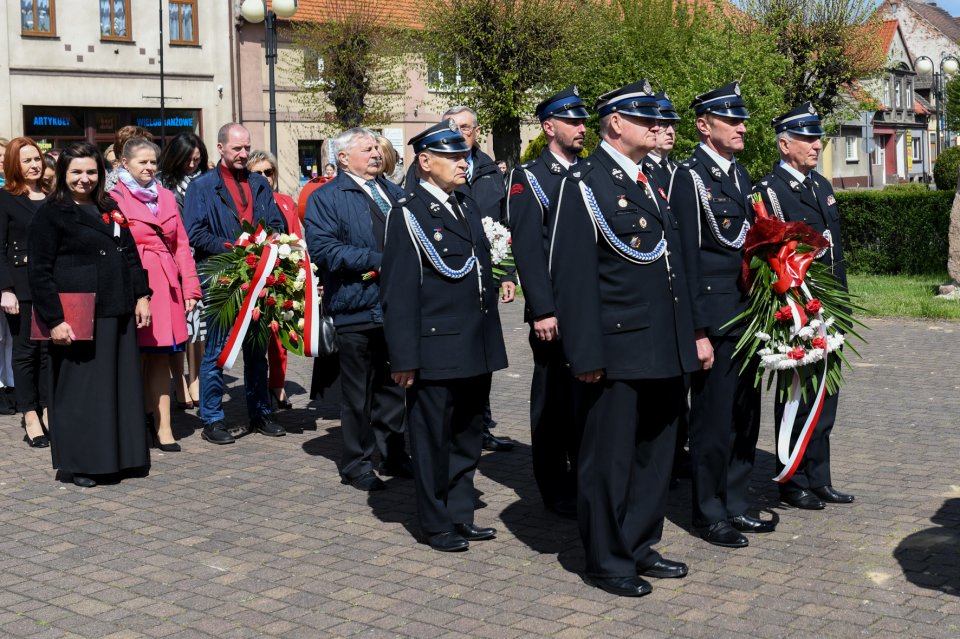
xmin=912 ymin=136 xmax=922 ymax=161
xmin=304 ymin=50 xmax=325 ymax=86
xmin=895 ymin=79 xmax=902 ymax=108
xmin=427 ymin=56 xmax=464 ymax=92
xmin=845 ymin=136 xmax=858 ymax=161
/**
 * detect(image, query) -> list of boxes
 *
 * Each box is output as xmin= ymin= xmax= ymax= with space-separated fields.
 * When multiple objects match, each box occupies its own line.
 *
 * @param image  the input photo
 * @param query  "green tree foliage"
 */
xmin=420 ymin=0 xmax=597 ymax=165
xmin=291 ymin=0 xmax=410 ymax=133
xmin=740 ymin=0 xmax=886 ymax=119
xmin=561 ymin=0 xmax=788 ymax=178
xmin=943 ymin=74 xmax=960 ymax=137
xmin=837 ymin=190 xmax=953 ymax=274
xmin=933 ymin=145 xmax=960 ymax=191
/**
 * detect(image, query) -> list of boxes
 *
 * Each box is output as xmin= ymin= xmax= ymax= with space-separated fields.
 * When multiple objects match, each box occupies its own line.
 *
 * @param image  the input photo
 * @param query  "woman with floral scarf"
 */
xmin=112 ymin=138 xmax=202 ymax=452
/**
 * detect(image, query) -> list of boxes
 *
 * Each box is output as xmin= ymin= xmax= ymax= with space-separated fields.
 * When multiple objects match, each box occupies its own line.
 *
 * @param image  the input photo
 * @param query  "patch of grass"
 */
xmin=848 ymin=272 xmax=960 ymax=320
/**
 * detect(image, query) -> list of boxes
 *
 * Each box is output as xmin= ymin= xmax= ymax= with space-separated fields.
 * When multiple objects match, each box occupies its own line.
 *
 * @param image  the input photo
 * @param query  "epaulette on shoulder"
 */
xmin=681 ymin=157 xmax=697 ymax=168
xmin=520 ymin=159 xmax=535 ymax=169
xmin=396 ymin=192 xmax=416 ymax=206
xmin=759 ymin=180 xmax=768 ymax=187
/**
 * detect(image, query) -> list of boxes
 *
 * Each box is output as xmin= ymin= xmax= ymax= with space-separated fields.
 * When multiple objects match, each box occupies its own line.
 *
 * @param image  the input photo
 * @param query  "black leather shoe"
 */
xmin=72 ymin=474 xmax=96 ymax=488
xmin=482 ymin=433 xmax=515 ymax=452
xmin=24 ymin=434 xmax=50 ymax=448
xmin=341 ymin=470 xmax=386 ymax=492
xmin=252 ymin=414 xmax=286 ymax=437
xmin=201 ymin=422 xmax=235 ymax=445
xmin=811 ymin=485 xmax=855 ymax=504
xmin=272 ymin=391 xmax=293 ymax=410
xmin=780 ymin=490 xmax=826 ymax=510
xmin=700 ymin=521 xmax=749 ymax=548
xmin=640 ymin=558 xmax=688 ymax=579
xmin=454 ymin=523 xmax=496 ymax=541
xmin=378 ymin=459 xmax=414 ymax=478
xmin=729 ymin=514 xmax=776 ymax=533
xmin=585 ymin=575 xmax=652 ymax=597
xmin=428 ymin=532 xmax=469 ymax=552
xmin=548 ymin=497 xmax=578 ymax=520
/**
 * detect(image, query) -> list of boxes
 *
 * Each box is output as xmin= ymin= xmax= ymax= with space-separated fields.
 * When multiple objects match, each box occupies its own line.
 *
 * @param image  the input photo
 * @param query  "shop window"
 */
xmin=169 ymin=0 xmax=197 ymax=46
xmin=21 ymin=0 xmax=55 ymax=36
xmin=100 ymin=0 xmax=131 ymax=41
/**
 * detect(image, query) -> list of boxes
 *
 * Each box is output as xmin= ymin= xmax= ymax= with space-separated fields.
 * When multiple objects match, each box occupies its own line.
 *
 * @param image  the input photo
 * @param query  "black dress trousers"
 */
xmin=335 ymin=327 xmax=406 ymax=479
xmin=688 ymin=337 xmax=761 ymax=526
xmin=576 ymin=376 xmax=684 ymax=578
xmin=406 ymin=374 xmax=490 ymax=536
xmin=528 ymin=333 xmax=579 ymax=508
xmin=6 ymin=301 xmax=50 ymax=412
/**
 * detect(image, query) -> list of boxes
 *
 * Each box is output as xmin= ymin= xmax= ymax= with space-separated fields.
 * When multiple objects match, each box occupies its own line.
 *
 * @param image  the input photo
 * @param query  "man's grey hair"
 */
xmin=776 ymin=131 xmax=795 ymax=143
xmin=217 ymin=122 xmax=248 ymax=144
xmin=331 ymin=127 xmax=378 ymax=165
xmin=598 ymin=114 xmax=612 ymax=138
xmin=442 ymin=106 xmax=478 ymax=126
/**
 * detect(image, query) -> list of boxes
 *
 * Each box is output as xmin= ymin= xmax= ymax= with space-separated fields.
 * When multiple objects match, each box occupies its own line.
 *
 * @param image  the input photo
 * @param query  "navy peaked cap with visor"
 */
xmin=535 ymin=86 xmax=589 ymax=122
xmin=595 ymin=79 xmax=661 ymax=119
xmin=654 ymin=90 xmax=681 ymax=121
xmin=690 ymin=81 xmax=750 ymax=119
xmin=408 ymin=119 xmax=470 ymax=154
xmin=772 ymin=102 xmax=825 ymax=137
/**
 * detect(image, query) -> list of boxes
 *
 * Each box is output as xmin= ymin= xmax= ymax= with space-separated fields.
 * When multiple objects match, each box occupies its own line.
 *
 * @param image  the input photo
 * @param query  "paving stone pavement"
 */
xmin=1 ymin=301 xmax=959 ymax=638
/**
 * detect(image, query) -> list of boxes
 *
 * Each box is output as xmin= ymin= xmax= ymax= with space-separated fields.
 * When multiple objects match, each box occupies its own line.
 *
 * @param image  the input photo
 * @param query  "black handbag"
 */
xmin=317 ymin=296 xmax=338 ymax=356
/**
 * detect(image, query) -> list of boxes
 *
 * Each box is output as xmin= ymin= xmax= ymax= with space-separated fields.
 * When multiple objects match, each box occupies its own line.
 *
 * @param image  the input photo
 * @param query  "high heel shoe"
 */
xmin=272 ymin=390 xmax=293 ymax=410
xmin=146 ymin=414 xmax=182 ymax=452
xmin=23 ymin=416 xmax=50 ymax=448
xmin=175 ymin=399 xmax=195 ymax=410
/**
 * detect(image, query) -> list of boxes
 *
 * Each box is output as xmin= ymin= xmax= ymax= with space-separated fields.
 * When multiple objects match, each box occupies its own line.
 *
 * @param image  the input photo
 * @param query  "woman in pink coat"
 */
xmin=112 ymin=138 xmax=202 ymax=451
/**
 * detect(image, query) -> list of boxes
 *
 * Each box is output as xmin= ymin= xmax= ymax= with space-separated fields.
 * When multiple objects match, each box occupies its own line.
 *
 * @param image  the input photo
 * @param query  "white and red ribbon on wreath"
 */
xmin=217 ymin=226 xmax=323 ymax=369
xmin=773 ymin=282 xmax=829 ymax=484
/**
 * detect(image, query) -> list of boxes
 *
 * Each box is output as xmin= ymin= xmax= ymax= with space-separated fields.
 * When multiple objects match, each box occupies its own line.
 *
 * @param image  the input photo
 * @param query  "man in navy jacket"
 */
xmin=304 ymin=127 xmax=410 ymax=491
xmin=184 ymin=123 xmax=285 ymax=445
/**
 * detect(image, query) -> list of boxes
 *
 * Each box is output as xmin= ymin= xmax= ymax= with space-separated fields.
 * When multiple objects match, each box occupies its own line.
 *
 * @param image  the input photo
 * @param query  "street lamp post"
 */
xmin=916 ymin=53 xmax=960 ymax=158
xmin=239 ymin=0 xmax=299 ymax=158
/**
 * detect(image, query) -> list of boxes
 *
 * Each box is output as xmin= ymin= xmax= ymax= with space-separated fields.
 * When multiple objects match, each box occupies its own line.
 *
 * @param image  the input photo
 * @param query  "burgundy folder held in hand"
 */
xmin=31 ymin=293 xmax=96 ymax=341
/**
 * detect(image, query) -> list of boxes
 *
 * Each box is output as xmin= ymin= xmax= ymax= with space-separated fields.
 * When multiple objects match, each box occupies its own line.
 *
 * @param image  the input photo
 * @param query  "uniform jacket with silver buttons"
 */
xmin=753 ymin=164 xmax=847 ymax=290
xmin=0 ymin=189 xmax=40 ymax=301
xmin=549 ymin=146 xmax=699 ymax=380
xmin=669 ymin=145 xmax=754 ymax=337
xmin=380 ymin=183 xmax=508 ymax=380
xmin=504 ymin=148 xmax=570 ymax=322
xmin=28 ymin=199 xmax=151 ymax=327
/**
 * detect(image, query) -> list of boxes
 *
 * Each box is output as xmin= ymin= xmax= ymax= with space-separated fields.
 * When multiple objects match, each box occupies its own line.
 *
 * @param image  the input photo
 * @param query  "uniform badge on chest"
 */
xmin=429 ymin=202 xmax=441 ymax=213
xmin=550 ymin=162 xmax=562 ymax=174
xmin=639 ymin=216 xmax=648 ymax=229
xmin=629 ymin=235 xmax=642 ymax=249
xmin=826 ymin=194 xmax=836 ymax=206
xmin=433 ymin=228 xmax=443 ymax=241
xmin=617 ymin=194 xmax=628 ymax=208
xmin=710 ymin=166 xmax=723 ymax=180
xmin=611 ymin=167 xmax=624 ymax=181
xmin=722 ymin=218 xmax=732 ymax=229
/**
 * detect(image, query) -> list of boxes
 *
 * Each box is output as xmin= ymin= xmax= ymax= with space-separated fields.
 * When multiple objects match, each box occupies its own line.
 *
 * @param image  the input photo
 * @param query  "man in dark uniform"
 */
xmin=443 ymin=106 xmax=517 ymax=452
xmin=669 ymin=81 xmax=775 ymax=549
xmin=754 ymin=103 xmax=853 ymax=510
xmin=380 ymin=120 xmax=509 ymax=552
xmin=505 ymin=86 xmax=589 ymax=519
xmin=550 ymin=80 xmax=700 ymax=597
xmin=641 ymin=91 xmax=681 ymax=187
xmin=642 ymin=90 xmax=692 ymax=482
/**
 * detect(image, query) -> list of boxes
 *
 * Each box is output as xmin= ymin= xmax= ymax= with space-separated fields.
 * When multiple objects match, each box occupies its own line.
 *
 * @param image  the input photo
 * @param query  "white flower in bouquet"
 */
xmin=292 ymin=300 xmax=302 ymax=311
xmin=297 ymin=317 xmax=305 ymax=329
xmin=279 ymin=233 xmax=290 ymax=243
xmin=293 ymin=280 xmax=305 ymax=291
xmin=482 ymin=216 xmax=511 ymax=266
xmin=238 ymin=232 xmax=250 ymax=244
xmin=296 ymin=268 xmax=307 ymax=282
xmin=278 ymin=243 xmax=292 ymax=259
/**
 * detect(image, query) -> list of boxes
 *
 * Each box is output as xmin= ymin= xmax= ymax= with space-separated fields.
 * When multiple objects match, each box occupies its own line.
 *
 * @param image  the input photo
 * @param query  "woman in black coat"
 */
xmin=0 ymin=137 xmax=50 ymax=447
xmin=28 ymin=142 xmax=153 ymax=488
